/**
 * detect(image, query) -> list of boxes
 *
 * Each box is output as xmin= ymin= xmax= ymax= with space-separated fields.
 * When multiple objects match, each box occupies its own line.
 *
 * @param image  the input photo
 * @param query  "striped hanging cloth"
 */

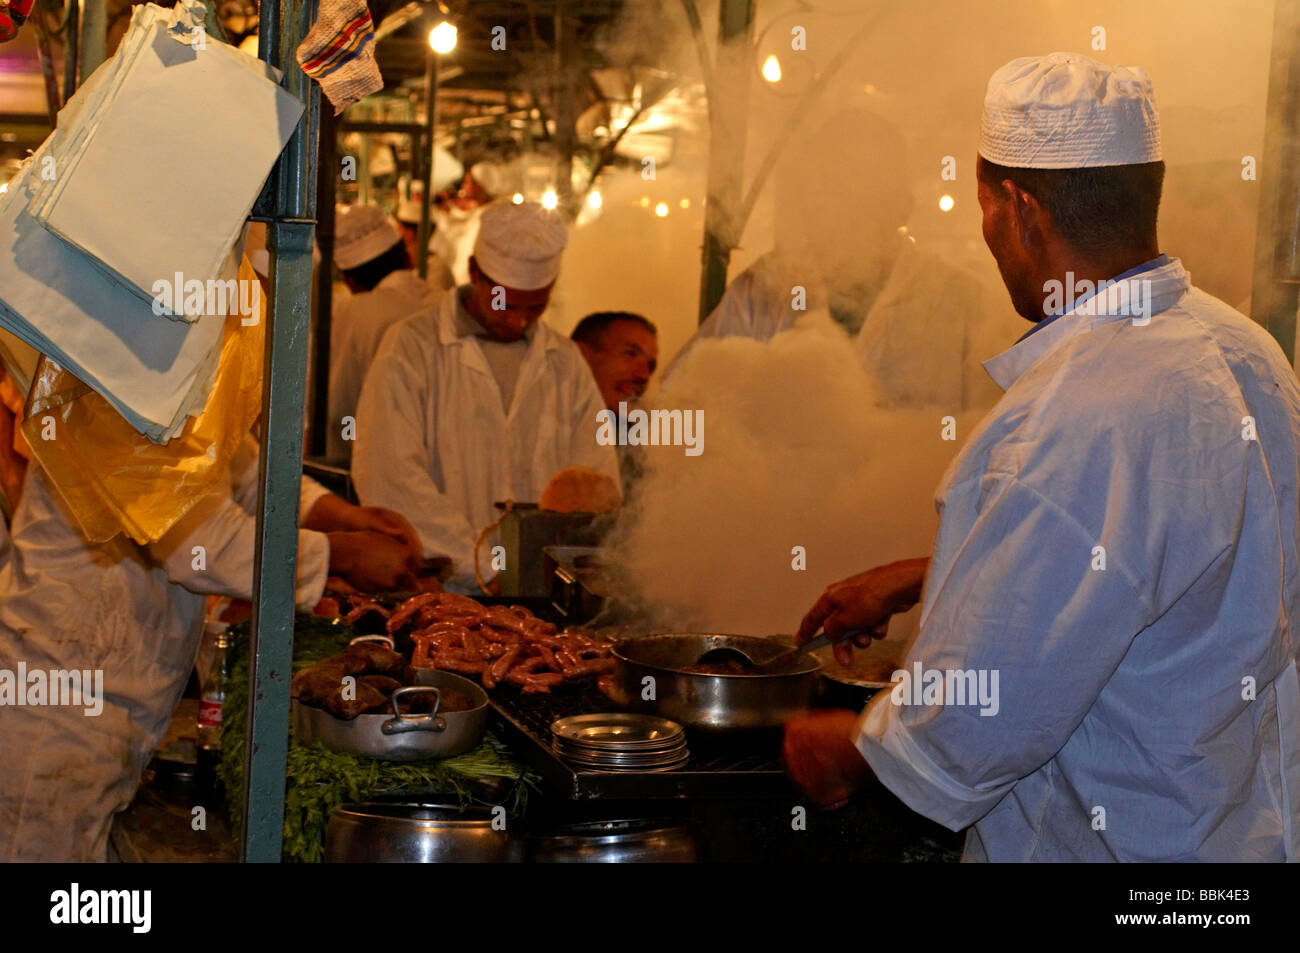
xmin=295 ymin=0 xmax=384 ymax=114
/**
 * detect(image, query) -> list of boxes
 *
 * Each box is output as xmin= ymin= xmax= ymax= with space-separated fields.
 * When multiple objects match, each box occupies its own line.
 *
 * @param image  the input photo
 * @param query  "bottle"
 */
xmin=195 ymin=623 xmax=231 ymax=796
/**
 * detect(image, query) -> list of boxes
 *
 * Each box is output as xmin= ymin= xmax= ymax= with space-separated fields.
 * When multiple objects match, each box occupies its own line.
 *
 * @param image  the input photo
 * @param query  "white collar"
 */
xmin=982 ymin=256 xmax=1191 ymax=391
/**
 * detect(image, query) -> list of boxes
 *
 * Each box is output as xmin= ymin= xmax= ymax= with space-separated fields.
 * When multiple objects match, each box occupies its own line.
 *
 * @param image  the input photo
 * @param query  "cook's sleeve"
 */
xmin=148 ymin=482 xmax=329 ymax=609
xmin=853 ymin=476 xmax=1153 ymax=831
xmin=225 ymin=432 xmax=333 ymax=523
xmin=351 ymin=325 xmax=477 ymax=572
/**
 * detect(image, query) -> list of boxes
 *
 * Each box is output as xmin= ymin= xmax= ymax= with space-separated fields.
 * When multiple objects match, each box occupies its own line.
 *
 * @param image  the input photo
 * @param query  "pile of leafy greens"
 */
xmin=218 ymin=613 xmax=535 ymax=863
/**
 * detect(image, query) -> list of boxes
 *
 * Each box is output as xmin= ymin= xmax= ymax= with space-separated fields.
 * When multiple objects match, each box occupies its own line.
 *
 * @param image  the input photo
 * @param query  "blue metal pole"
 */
xmin=241 ymin=0 xmax=320 ymax=863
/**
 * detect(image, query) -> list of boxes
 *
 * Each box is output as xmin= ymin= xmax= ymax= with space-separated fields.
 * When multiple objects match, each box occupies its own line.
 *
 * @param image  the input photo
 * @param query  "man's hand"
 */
xmin=783 ymin=709 xmax=875 ymax=810
xmin=798 ymin=557 xmax=931 ymax=666
xmin=327 ymin=530 xmax=421 ymax=593
xmin=349 ymin=506 xmax=422 ymax=555
xmin=323 ymin=575 xmax=359 ymax=596
xmin=305 ymin=496 xmax=425 ymax=572
xmin=305 ymin=495 xmax=420 ymax=547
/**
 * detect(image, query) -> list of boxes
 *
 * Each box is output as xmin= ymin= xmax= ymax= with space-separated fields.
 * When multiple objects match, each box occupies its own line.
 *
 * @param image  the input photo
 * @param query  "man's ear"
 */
xmin=1008 ymin=182 xmax=1044 ymax=251
xmin=575 ymin=339 xmax=596 ymax=360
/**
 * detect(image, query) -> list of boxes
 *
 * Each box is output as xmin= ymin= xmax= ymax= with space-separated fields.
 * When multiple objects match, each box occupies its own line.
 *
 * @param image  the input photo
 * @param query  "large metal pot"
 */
xmin=325 ymin=802 xmax=520 ymax=863
xmin=528 ymin=818 xmax=697 ymax=863
xmin=292 ymin=670 xmax=488 ymax=761
xmin=609 ymin=634 xmax=820 ymax=732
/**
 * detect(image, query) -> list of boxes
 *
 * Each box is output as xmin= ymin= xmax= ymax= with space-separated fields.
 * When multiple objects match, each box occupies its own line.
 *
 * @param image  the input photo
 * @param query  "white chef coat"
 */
xmin=675 ymin=244 xmax=1023 ymax=410
xmin=351 ymin=286 xmax=619 ymax=590
xmin=854 ymin=257 xmax=1300 ymax=861
xmin=0 ymin=438 xmax=331 ymax=861
xmin=326 ymin=268 xmax=446 ymax=461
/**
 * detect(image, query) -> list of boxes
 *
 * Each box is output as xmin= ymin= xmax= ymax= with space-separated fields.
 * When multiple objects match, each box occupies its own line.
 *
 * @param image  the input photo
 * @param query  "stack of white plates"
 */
xmin=551 ymin=713 xmax=689 ymax=772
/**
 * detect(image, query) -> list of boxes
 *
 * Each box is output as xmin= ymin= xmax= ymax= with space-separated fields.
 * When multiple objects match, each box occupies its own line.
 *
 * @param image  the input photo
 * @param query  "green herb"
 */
xmin=218 ymin=614 xmax=536 ymax=863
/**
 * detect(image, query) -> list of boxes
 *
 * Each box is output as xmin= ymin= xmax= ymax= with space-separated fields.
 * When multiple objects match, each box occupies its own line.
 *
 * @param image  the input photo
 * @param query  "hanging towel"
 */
xmin=296 ymin=0 xmax=383 ymax=114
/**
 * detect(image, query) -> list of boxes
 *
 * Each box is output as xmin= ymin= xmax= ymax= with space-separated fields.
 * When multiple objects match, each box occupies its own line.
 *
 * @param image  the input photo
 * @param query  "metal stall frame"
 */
xmin=241 ymin=0 xmax=321 ymax=863
xmin=1250 ymin=0 xmax=1300 ymax=362
xmin=694 ymin=0 xmax=754 ymax=324
xmin=314 ymin=59 xmax=441 ymax=457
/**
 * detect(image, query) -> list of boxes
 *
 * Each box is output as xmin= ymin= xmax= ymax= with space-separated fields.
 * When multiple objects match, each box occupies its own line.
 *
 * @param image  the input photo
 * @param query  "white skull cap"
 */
xmin=334 ymin=204 xmax=402 ymax=270
xmin=472 ymin=199 xmax=568 ymax=290
xmin=980 ymin=52 xmax=1162 ymax=169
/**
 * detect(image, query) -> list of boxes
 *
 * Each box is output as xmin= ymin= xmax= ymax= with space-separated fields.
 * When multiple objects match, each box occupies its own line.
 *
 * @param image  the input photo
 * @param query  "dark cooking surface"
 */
xmin=489 ymin=681 xmax=793 ymax=800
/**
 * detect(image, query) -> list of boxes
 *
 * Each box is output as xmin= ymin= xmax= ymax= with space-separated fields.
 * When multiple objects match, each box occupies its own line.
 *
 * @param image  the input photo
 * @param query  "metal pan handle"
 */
xmin=381 ymin=686 xmax=447 ymax=735
xmin=349 ymin=633 xmax=396 ymax=650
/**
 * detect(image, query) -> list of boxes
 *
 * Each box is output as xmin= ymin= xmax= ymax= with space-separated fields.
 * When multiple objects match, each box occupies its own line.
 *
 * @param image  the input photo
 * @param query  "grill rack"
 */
xmin=489 ymin=682 xmax=792 ymax=800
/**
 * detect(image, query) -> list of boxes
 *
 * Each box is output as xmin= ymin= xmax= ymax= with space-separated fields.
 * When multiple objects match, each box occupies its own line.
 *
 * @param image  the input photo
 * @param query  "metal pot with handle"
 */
xmin=325 ymin=802 xmax=520 ymax=863
xmin=293 ymin=669 xmax=489 ymax=761
xmin=528 ymin=818 xmax=697 ymax=863
xmin=608 ymin=633 xmax=821 ymax=732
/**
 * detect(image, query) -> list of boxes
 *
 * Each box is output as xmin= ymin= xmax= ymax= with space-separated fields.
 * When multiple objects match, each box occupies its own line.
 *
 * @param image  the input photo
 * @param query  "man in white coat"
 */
xmin=784 ymin=53 xmax=1300 ymax=861
xmin=0 ymin=438 xmax=423 ymax=861
xmin=674 ymin=111 xmax=1022 ymax=411
xmin=352 ymin=200 xmax=619 ymax=591
xmin=326 ymin=204 xmax=451 ymax=461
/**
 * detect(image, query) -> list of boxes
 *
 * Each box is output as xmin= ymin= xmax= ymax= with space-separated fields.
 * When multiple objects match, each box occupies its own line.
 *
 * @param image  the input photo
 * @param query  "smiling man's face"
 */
xmin=576 ymin=319 xmax=659 ymax=409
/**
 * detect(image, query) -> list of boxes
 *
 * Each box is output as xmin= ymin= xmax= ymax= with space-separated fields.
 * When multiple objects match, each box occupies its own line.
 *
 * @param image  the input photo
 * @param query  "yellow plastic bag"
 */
xmin=21 ymin=257 xmax=266 ymax=544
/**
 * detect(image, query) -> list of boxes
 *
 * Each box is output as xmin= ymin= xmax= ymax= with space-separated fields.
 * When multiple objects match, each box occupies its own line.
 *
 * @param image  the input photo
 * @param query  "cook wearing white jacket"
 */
xmin=784 ymin=54 xmax=1300 ymax=861
xmin=352 ymin=200 xmax=619 ymax=591
xmin=0 ymin=436 xmax=423 ymax=861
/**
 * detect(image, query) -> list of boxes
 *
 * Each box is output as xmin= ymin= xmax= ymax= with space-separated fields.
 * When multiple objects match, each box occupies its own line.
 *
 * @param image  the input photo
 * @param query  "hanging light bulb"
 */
xmin=542 ymin=189 xmax=559 ymax=210
xmin=762 ymin=55 xmax=782 ymax=83
xmin=429 ymin=21 xmax=457 ymax=54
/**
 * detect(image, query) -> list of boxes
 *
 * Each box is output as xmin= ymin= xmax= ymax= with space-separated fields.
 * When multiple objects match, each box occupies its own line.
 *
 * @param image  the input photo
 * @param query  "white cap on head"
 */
xmin=472 ymin=199 xmax=568 ymax=290
xmin=469 ymin=160 xmax=505 ymax=197
xmin=395 ymin=180 xmax=424 ymax=225
xmin=334 ymin=204 xmax=403 ymax=270
xmin=395 ymin=196 xmax=422 ymax=226
xmin=980 ymin=52 xmax=1162 ymax=169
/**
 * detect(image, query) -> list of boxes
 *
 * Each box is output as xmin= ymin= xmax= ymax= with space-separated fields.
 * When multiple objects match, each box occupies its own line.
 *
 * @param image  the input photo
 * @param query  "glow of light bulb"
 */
xmin=429 ymin=21 xmax=457 ymax=54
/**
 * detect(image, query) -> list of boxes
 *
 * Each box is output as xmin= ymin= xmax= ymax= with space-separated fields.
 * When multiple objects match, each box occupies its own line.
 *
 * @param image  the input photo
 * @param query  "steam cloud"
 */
xmin=608 ymin=314 xmax=987 ymax=638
